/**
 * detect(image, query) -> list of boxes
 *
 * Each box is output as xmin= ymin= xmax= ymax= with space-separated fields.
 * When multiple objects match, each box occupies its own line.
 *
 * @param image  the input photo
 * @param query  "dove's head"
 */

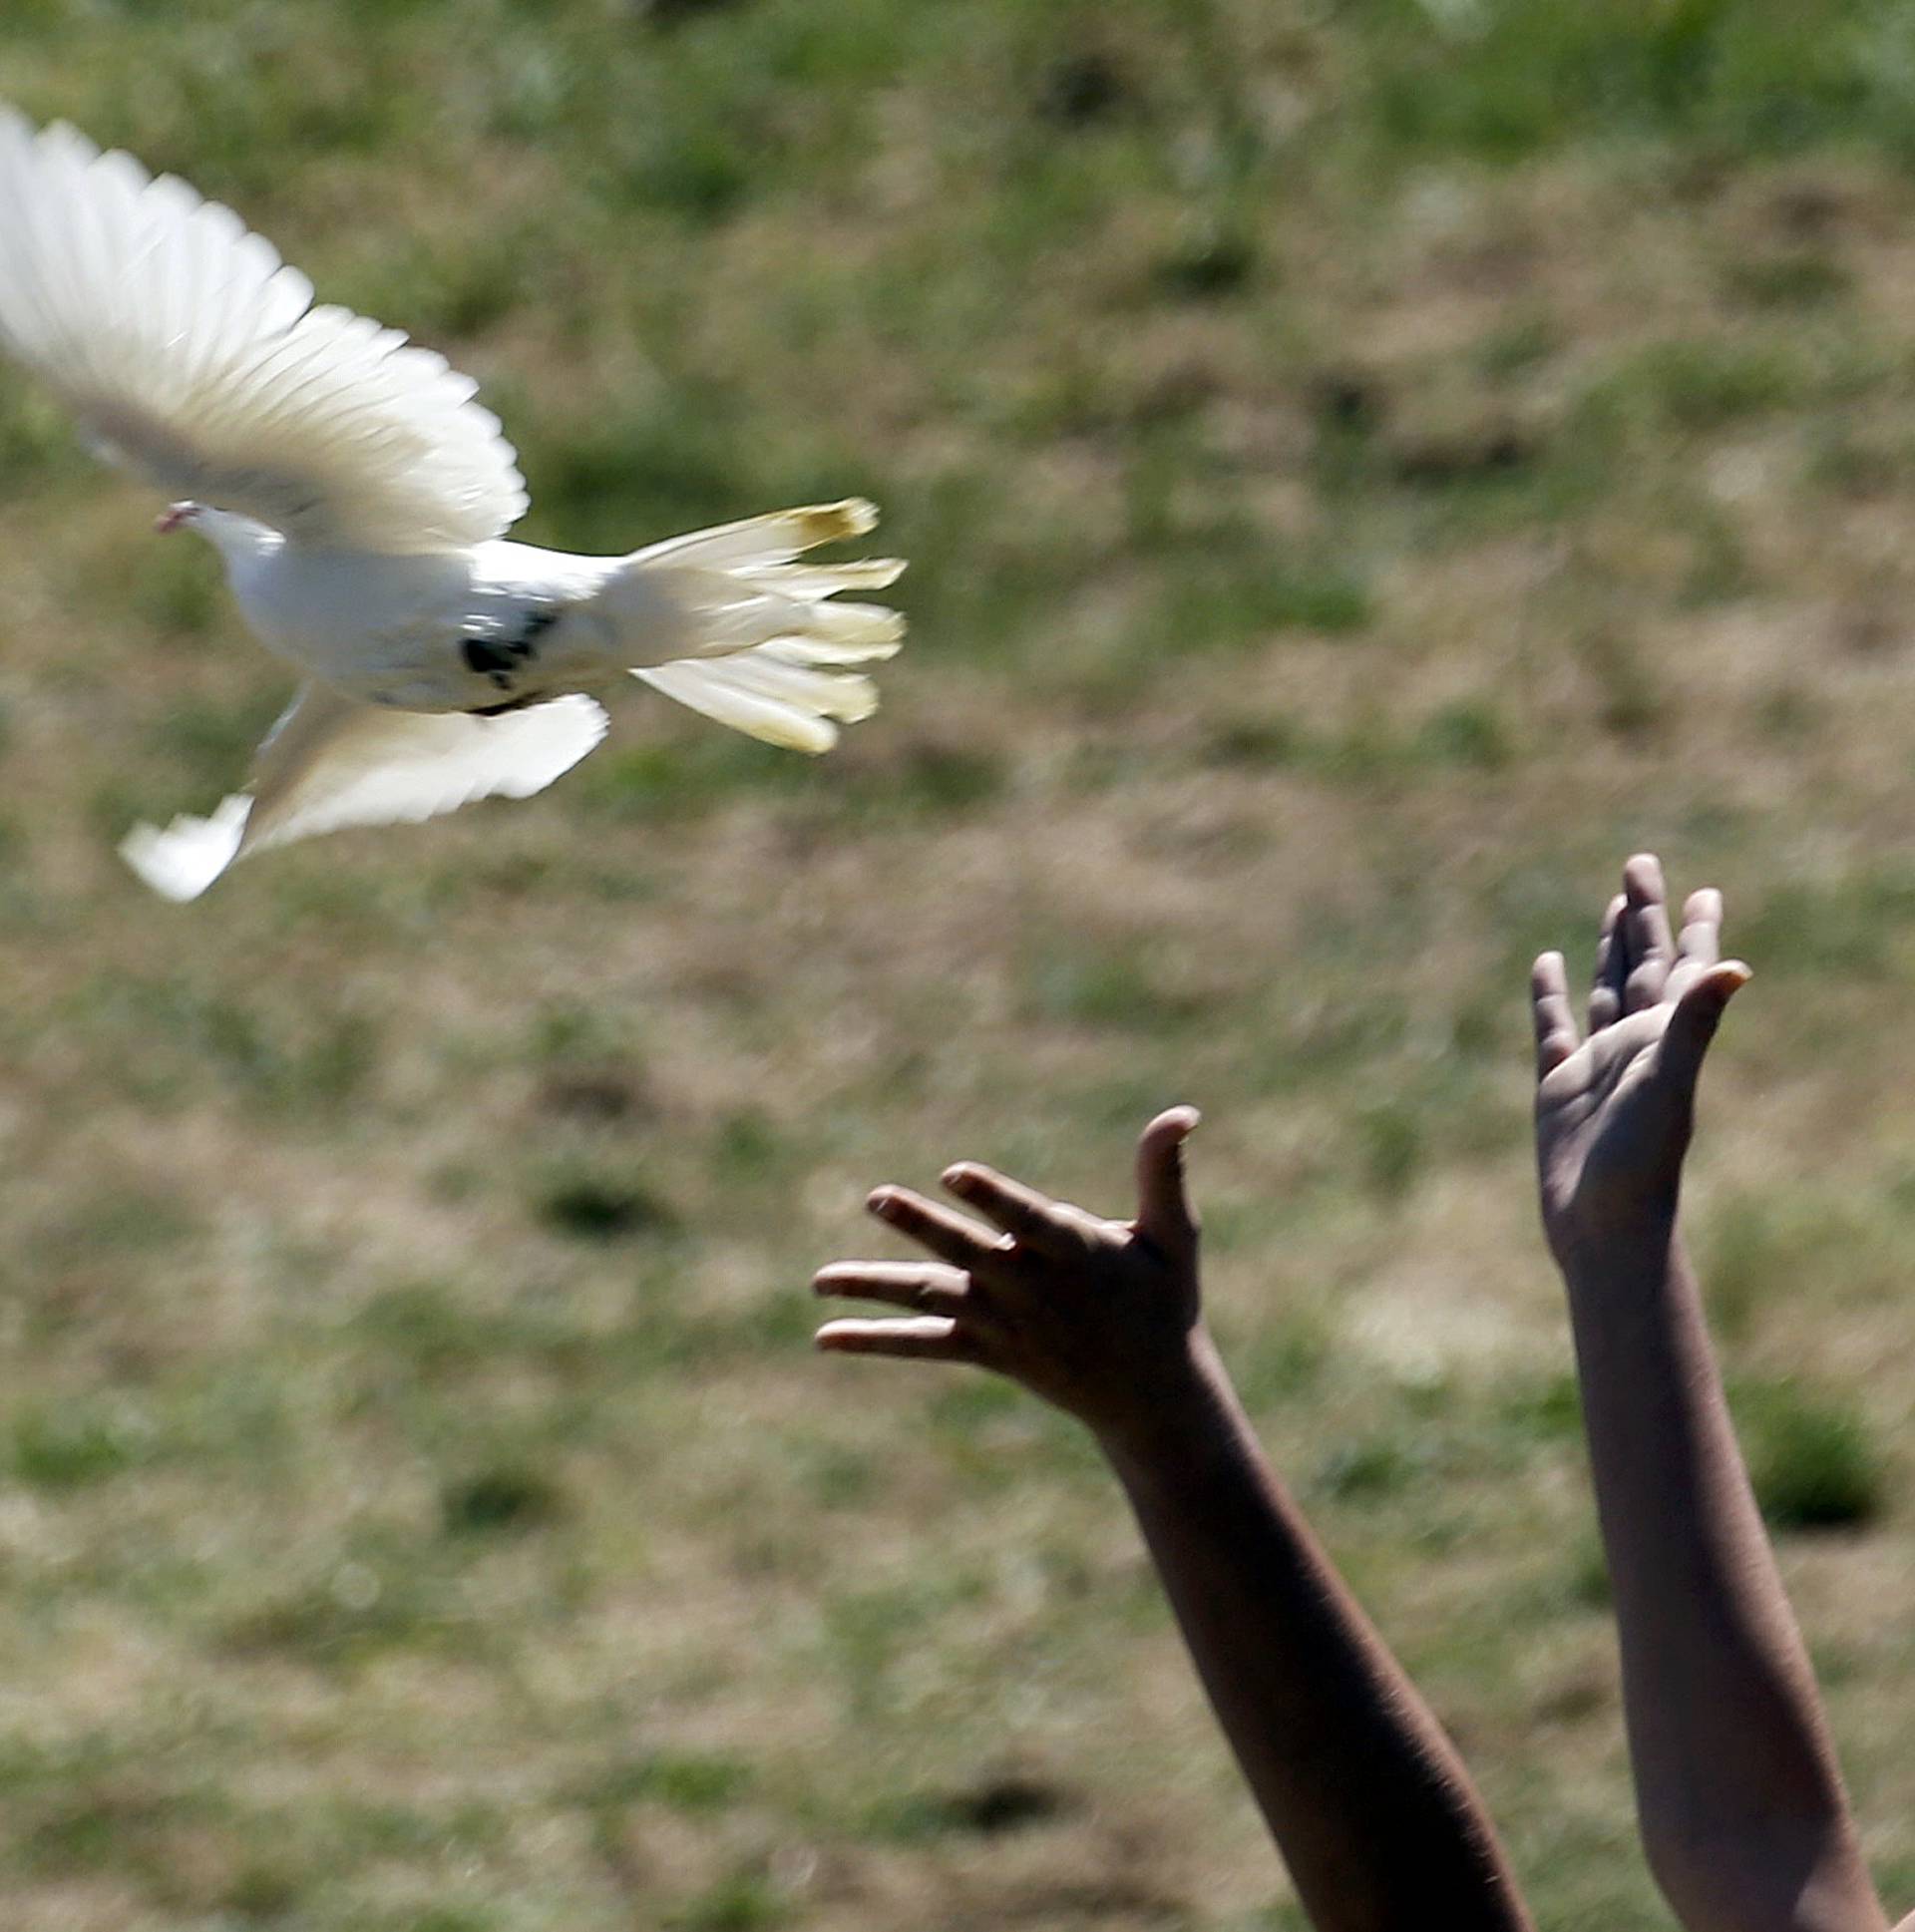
xmin=156 ymin=503 xmax=278 ymax=566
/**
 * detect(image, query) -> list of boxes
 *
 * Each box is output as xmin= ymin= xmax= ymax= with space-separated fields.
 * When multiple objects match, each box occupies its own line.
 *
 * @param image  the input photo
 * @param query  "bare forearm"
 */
xmin=1101 ymin=1336 xmax=1530 ymax=1932
xmin=1559 ymin=1224 xmax=1881 ymax=1928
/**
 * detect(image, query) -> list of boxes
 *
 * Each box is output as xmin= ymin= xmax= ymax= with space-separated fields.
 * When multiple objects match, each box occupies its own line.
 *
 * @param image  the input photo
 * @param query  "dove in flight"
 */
xmin=0 ymin=107 xmax=905 ymax=899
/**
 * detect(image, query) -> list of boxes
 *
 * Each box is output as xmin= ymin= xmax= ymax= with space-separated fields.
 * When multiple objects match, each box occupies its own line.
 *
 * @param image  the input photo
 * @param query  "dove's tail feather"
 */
xmin=618 ymin=499 xmax=906 ymax=753
xmin=633 ymin=646 xmax=882 ymax=754
xmin=627 ymin=497 xmax=882 ymax=572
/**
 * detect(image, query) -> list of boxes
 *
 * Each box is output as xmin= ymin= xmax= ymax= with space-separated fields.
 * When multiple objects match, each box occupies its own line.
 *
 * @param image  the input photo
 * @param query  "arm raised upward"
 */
xmin=817 ymin=1108 xmax=1532 ymax=1932
xmin=1533 ymin=856 xmax=1886 ymax=1932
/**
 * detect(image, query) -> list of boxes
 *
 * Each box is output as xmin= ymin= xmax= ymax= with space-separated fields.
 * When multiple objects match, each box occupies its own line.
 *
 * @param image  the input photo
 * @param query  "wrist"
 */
xmin=1091 ymin=1328 xmax=1247 ymax=1485
xmin=1553 ymin=1209 xmax=1682 ymax=1289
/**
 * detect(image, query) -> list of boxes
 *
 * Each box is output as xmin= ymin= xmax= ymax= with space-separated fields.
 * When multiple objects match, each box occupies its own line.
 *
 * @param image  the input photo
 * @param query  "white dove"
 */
xmin=0 ymin=107 xmax=905 ymax=900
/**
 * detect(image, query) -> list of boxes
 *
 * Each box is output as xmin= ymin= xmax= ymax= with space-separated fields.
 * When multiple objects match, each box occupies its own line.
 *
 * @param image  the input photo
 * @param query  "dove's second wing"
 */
xmin=0 ymin=109 xmax=527 ymax=554
xmin=119 ymin=684 xmax=608 ymax=901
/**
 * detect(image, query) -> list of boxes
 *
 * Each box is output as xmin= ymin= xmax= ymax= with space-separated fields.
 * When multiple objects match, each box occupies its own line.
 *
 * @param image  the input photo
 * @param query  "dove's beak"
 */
xmin=155 ymin=503 xmax=194 ymax=536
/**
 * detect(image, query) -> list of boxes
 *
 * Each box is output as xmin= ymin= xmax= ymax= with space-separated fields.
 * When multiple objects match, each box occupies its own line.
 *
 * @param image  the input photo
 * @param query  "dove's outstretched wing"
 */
xmin=0 ymin=108 xmax=528 ymax=554
xmin=120 ymin=685 xmax=608 ymax=901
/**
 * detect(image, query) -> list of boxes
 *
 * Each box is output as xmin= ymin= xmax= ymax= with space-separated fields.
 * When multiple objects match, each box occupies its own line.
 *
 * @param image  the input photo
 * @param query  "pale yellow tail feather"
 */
xmin=634 ymin=649 xmax=878 ymax=754
xmin=627 ymin=498 xmax=878 ymax=573
xmin=624 ymin=500 xmax=903 ymax=751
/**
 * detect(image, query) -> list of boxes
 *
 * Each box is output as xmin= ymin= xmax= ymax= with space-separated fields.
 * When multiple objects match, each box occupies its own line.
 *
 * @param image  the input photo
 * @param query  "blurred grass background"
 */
xmin=4 ymin=0 xmax=1915 ymax=1925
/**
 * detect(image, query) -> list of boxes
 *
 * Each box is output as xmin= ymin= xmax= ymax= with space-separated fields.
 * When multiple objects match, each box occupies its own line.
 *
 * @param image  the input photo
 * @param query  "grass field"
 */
xmin=4 ymin=2 xmax=1915 ymax=1925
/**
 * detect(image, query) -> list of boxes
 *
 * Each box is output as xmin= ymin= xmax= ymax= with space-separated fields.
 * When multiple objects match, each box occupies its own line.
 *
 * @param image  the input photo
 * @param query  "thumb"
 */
xmin=1135 ymin=1106 xmax=1201 ymax=1256
xmin=1659 ymin=962 xmax=1750 ymax=1096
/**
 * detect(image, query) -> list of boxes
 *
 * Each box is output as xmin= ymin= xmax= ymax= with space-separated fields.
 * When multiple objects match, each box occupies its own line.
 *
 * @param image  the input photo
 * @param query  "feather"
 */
xmin=634 ymin=650 xmax=876 ymax=754
xmin=120 ymin=686 xmax=607 ymax=899
xmin=628 ymin=499 xmax=878 ymax=573
xmin=0 ymin=106 xmax=526 ymax=554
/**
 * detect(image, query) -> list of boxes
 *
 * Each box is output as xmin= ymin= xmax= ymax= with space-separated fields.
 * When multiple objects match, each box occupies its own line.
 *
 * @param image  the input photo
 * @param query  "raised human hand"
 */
xmin=1531 ymin=854 xmax=1748 ymax=1268
xmin=813 ymin=1107 xmax=1212 ymax=1450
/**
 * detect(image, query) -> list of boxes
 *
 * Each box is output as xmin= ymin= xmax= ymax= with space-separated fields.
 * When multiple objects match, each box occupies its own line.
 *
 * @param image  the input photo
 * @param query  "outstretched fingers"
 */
xmin=867 ymin=1185 xmax=1014 ymax=1273
xmin=1621 ymin=853 xmax=1677 ymax=1013
xmin=814 ymin=1257 xmax=990 ymax=1365
xmin=814 ymin=1315 xmax=979 ymax=1362
xmin=1677 ymin=888 xmax=1723 ymax=964
xmin=1589 ymin=894 xmax=1628 ymax=1031
xmin=1532 ymin=952 xmax=1580 ymax=1077
xmin=813 ymin=1260 xmax=970 ymax=1318
xmin=1666 ymin=886 xmax=1724 ymax=999
xmin=941 ymin=1162 xmax=1080 ymax=1258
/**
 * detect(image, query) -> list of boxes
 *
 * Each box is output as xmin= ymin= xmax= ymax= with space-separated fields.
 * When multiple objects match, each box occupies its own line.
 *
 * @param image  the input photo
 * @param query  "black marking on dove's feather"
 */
xmin=461 ymin=645 xmax=519 ymax=697
xmin=461 ymin=603 xmax=563 ymax=683
xmin=461 ymin=636 xmax=518 ymax=678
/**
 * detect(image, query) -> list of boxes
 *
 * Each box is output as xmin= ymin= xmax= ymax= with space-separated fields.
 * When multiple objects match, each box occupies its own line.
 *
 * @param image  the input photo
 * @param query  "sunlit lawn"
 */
xmin=2 ymin=3 xmax=1915 ymax=1926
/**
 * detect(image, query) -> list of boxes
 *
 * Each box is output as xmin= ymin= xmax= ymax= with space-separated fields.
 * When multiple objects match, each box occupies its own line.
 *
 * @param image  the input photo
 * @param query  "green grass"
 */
xmin=2 ymin=1 xmax=1915 ymax=1926
xmin=1734 ymin=1378 xmax=1886 ymax=1531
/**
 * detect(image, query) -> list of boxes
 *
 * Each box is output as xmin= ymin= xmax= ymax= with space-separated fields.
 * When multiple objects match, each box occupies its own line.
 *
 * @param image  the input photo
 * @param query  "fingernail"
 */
xmin=942 ymin=1164 xmax=974 ymax=1193
xmin=867 ymin=1188 xmax=897 ymax=1219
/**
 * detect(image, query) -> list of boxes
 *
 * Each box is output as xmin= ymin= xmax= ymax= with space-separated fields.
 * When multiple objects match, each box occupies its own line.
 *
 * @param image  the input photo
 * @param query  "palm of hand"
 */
xmin=1536 ymin=1005 xmax=1685 ymax=1257
xmin=1530 ymin=857 xmax=1745 ymax=1265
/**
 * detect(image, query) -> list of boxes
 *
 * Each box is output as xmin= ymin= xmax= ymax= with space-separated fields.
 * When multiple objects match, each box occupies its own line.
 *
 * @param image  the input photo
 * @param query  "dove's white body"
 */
xmin=207 ymin=516 xmax=676 ymax=713
xmin=0 ymin=107 xmax=904 ymax=898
